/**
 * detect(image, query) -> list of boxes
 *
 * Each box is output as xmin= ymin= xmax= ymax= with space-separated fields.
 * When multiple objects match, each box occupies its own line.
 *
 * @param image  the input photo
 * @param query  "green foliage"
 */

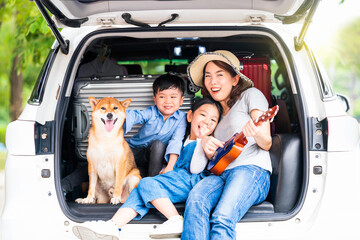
xmin=0 ymin=0 xmax=54 ymax=133
xmin=0 ymin=123 xmax=6 ymax=170
xmin=0 ymin=123 xmax=6 ymax=146
xmin=11 ymin=0 xmax=53 ymax=88
xmin=0 ymin=151 xmax=5 ymax=170
xmin=319 ymin=17 xmax=360 ymax=118
xmin=336 ymin=18 xmax=360 ymax=75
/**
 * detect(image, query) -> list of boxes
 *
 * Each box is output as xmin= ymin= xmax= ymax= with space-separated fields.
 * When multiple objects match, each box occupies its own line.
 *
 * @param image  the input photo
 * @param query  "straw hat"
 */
xmin=187 ymin=50 xmax=253 ymax=89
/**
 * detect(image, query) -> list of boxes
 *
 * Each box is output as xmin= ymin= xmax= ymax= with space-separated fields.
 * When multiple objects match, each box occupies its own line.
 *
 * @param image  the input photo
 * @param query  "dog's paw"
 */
xmin=75 ymin=197 xmax=96 ymax=204
xmin=110 ymin=197 xmax=122 ymax=205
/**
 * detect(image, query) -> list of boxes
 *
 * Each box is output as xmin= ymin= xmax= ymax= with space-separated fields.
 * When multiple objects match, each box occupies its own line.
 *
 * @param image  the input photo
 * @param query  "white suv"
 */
xmin=2 ymin=0 xmax=360 ymax=239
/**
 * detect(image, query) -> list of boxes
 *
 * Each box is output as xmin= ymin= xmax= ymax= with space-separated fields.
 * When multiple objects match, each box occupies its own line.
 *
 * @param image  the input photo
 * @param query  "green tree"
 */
xmin=0 ymin=0 xmax=53 ymax=122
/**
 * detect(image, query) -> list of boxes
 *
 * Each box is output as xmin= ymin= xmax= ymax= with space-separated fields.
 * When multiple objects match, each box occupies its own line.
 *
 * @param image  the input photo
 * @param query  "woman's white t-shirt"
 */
xmin=214 ymin=87 xmax=272 ymax=172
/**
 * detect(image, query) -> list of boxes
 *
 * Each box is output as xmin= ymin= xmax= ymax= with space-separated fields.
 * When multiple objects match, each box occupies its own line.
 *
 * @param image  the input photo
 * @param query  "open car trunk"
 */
xmin=56 ymin=27 xmax=306 ymax=223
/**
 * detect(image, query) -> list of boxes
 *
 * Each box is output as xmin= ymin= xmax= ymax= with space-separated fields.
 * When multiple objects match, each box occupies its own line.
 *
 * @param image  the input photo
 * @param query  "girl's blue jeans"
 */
xmin=181 ymin=165 xmax=270 ymax=240
xmin=120 ymin=168 xmax=201 ymax=219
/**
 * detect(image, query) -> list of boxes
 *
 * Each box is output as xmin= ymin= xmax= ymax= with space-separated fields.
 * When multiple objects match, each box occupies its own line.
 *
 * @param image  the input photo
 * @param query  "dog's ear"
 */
xmin=121 ymin=99 xmax=131 ymax=109
xmin=89 ymin=97 xmax=99 ymax=110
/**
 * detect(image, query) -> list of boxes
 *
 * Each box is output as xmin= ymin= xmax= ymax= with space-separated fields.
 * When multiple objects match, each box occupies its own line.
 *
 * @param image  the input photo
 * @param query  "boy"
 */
xmin=124 ymin=74 xmax=187 ymax=177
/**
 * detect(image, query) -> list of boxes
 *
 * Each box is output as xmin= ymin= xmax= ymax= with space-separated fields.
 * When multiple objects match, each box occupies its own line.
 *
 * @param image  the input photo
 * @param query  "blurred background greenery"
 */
xmin=0 ymin=0 xmax=53 ymax=169
xmin=0 ymin=0 xmax=360 ymax=170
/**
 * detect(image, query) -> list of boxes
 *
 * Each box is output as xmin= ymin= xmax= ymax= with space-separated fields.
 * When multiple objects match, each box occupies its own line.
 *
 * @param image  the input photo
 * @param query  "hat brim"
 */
xmin=187 ymin=52 xmax=253 ymax=90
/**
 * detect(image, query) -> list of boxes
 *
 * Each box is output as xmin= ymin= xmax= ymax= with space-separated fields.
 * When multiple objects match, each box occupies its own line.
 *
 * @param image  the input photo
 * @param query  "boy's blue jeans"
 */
xmin=182 ymin=165 xmax=270 ymax=240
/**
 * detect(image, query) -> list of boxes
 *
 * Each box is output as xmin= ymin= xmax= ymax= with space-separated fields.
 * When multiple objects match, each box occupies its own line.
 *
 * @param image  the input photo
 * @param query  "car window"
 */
xmin=117 ymin=59 xmax=189 ymax=75
xmin=306 ymin=45 xmax=335 ymax=100
xmin=28 ymin=48 xmax=58 ymax=105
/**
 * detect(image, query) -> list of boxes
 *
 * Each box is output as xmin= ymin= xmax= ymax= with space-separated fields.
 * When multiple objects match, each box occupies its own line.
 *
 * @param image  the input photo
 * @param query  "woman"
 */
xmin=182 ymin=50 xmax=272 ymax=240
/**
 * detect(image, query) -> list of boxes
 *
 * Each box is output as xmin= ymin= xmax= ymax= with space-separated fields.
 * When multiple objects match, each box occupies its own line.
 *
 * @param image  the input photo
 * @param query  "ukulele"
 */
xmin=207 ymin=105 xmax=279 ymax=175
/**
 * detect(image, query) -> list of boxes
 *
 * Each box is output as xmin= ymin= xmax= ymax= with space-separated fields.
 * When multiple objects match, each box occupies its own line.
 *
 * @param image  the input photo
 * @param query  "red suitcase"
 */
xmin=238 ymin=56 xmax=272 ymax=105
xmin=239 ymin=56 xmax=291 ymax=134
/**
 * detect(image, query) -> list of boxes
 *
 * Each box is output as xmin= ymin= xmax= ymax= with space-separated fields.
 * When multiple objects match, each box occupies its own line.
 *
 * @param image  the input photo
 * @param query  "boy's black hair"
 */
xmin=153 ymin=73 xmax=185 ymax=96
xmin=184 ymin=97 xmax=223 ymax=139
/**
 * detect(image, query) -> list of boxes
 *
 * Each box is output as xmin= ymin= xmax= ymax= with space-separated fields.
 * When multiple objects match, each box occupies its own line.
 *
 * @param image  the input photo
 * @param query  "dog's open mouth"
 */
xmin=101 ymin=118 xmax=118 ymax=132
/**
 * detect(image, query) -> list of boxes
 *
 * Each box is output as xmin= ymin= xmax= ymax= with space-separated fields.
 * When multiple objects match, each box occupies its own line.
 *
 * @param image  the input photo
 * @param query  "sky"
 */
xmin=307 ymin=0 xmax=360 ymax=48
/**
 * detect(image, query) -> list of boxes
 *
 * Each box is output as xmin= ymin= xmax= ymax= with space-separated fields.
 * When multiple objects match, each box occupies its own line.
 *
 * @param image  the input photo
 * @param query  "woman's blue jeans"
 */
xmin=182 ymin=165 xmax=270 ymax=240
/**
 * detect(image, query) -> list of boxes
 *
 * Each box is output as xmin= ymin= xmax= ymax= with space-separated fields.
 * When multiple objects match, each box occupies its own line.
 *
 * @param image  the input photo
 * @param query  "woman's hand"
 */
xmin=201 ymin=135 xmax=224 ymax=159
xmin=244 ymin=109 xmax=272 ymax=151
xmin=242 ymin=118 xmax=261 ymax=138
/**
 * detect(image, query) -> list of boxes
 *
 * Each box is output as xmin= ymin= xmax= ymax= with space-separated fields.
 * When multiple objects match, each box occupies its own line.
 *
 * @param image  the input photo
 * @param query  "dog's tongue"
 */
xmin=105 ymin=120 xmax=114 ymax=132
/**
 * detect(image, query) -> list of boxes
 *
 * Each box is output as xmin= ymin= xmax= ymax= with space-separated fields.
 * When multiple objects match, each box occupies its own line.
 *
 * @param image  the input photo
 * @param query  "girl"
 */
xmin=72 ymin=97 xmax=222 ymax=240
xmin=182 ymin=50 xmax=272 ymax=240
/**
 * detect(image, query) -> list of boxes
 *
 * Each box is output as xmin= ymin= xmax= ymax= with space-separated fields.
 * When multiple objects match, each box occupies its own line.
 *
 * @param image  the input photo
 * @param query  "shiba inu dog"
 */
xmin=76 ymin=97 xmax=141 ymax=204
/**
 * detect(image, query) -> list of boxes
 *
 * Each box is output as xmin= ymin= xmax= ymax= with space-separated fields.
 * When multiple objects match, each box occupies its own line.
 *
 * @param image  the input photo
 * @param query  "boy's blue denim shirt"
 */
xmin=124 ymin=105 xmax=187 ymax=161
